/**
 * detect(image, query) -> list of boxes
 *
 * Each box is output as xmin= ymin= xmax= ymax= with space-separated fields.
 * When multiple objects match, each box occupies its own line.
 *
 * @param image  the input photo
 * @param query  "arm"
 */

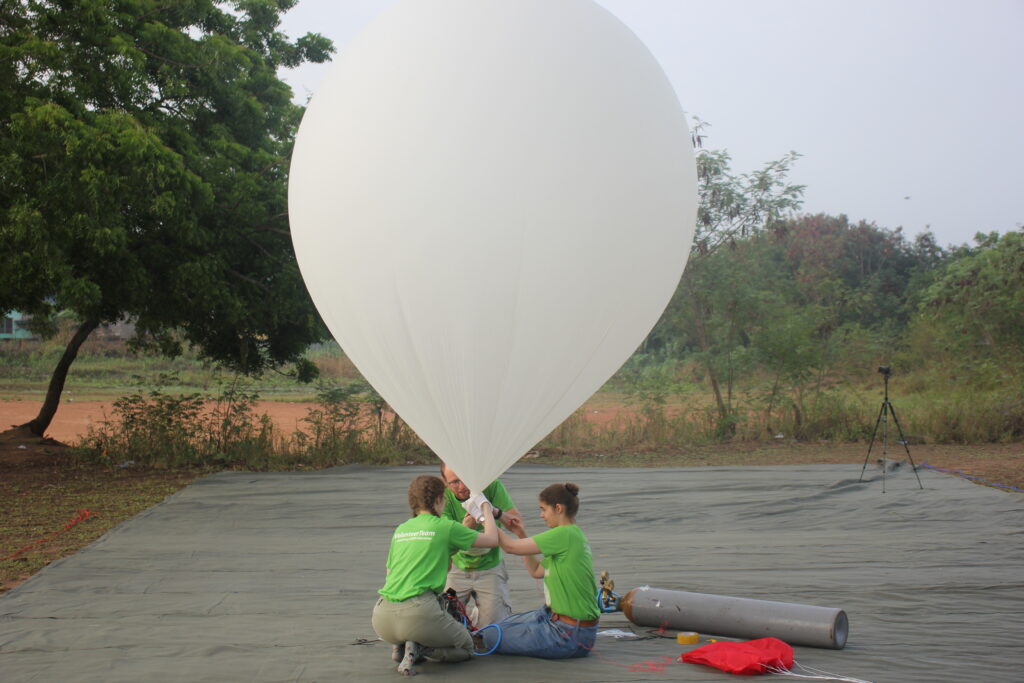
xmin=468 ymin=506 xmax=519 ymax=531
xmin=462 ymin=506 xmax=516 ymax=531
xmin=498 ymin=518 xmax=545 ymax=578
xmin=470 ymin=502 xmax=498 ymax=548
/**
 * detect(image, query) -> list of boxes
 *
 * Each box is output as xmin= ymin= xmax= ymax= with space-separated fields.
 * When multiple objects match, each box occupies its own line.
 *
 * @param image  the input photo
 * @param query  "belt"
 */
xmin=550 ymin=611 xmax=599 ymax=628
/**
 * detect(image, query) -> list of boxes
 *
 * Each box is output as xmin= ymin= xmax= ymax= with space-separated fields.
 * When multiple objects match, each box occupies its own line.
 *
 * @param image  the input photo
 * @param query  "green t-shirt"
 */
xmin=379 ymin=513 xmax=478 ymax=602
xmin=441 ymin=479 xmax=515 ymax=571
xmin=534 ymin=524 xmax=600 ymax=621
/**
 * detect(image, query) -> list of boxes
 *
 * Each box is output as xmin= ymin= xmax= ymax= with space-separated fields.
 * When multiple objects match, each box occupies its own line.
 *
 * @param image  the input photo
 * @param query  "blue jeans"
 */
xmin=481 ymin=607 xmax=596 ymax=659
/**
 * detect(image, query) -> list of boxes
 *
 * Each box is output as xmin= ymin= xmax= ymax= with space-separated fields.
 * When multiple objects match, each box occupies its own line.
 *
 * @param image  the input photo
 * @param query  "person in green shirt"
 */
xmin=372 ymin=474 xmax=498 ymax=676
xmin=439 ymin=463 xmax=522 ymax=627
xmin=478 ymin=482 xmax=600 ymax=659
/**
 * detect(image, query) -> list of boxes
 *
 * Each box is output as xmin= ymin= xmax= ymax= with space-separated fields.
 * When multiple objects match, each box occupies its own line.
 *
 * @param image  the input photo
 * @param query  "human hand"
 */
xmin=500 ymin=508 xmax=523 ymax=530
xmin=462 ymin=492 xmax=491 ymax=522
xmin=462 ymin=513 xmax=479 ymax=529
xmin=503 ymin=515 xmax=527 ymax=538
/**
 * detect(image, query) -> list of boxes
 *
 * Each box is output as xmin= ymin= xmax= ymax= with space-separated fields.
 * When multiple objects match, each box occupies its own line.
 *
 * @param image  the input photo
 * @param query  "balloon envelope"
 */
xmin=289 ymin=0 xmax=697 ymax=492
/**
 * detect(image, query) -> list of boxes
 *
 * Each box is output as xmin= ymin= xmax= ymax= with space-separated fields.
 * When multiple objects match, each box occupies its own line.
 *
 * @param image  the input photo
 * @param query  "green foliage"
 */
xmin=774 ymin=214 xmax=924 ymax=329
xmin=79 ymin=374 xmax=265 ymax=467
xmin=540 ymin=404 xmax=709 ymax=453
xmin=914 ymin=231 xmax=1024 ymax=363
xmin=77 ymin=376 xmax=431 ymax=470
xmin=908 ymin=388 xmax=1024 ymax=444
xmin=629 ymin=121 xmax=1021 ymax=444
xmin=0 ymin=331 xmax=329 ymax=399
xmin=649 ymin=133 xmax=806 ymax=437
xmin=0 ymin=1 xmax=334 ymax=393
xmin=291 ymin=381 xmax=366 ymax=466
xmin=689 ymin=119 xmax=805 ymax=255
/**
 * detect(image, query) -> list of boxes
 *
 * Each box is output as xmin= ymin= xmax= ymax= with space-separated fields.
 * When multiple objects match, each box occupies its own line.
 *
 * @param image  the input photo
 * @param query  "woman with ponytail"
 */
xmin=478 ymin=482 xmax=599 ymax=659
xmin=372 ymin=474 xmax=498 ymax=675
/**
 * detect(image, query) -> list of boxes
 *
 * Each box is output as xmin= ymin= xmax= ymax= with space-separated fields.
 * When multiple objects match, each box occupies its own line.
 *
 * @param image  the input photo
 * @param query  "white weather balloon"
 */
xmin=289 ymin=0 xmax=697 ymax=492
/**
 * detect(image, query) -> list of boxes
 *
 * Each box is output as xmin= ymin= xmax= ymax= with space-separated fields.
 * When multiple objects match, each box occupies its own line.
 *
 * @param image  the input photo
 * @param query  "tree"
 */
xmin=647 ymin=120 xmax=805 ymax=436
xmin=916 ymin=230 xmax=1024 ymax=369
xmin=0 ymin=0 xmax=334 ymax=436
xmin=775 ymin=214 xmax=921 ymax=330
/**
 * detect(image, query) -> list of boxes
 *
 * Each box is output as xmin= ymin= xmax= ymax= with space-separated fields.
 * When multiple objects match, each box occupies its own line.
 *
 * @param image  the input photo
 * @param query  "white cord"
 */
xmin=765 ymin=660 xmax=873 ymax=683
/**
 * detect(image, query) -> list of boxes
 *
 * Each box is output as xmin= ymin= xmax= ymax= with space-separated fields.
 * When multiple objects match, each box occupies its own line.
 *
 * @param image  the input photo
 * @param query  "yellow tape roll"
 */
xmin=676 ymin=631 xmax=699 ymax=645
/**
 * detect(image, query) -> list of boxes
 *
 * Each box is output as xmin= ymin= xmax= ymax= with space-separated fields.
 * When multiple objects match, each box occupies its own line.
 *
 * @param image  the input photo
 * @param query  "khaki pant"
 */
xmin=371 ymin=592 xmax=473 ymax=663
xmin=445 ymin=560 xmax=512 ymax=627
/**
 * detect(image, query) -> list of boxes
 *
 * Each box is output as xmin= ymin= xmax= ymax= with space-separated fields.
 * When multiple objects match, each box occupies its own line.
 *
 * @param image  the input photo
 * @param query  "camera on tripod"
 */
xmin=860 ymin=363 xmax=923 ymax=491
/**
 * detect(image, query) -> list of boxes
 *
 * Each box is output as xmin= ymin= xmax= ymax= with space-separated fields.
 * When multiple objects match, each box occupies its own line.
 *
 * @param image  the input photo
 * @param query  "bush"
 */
xmin=77 ymin=378 xmax=432 ymax=469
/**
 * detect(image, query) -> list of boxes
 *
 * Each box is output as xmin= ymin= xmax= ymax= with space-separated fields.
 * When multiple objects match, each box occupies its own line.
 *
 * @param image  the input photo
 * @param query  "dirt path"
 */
xmin=1 ymin=400 xmax=319 ymax=443
xmin=3 ymin=399 xmax=1022 ymax=491
xmin=0 ymin=399 xmax=639 ymax=444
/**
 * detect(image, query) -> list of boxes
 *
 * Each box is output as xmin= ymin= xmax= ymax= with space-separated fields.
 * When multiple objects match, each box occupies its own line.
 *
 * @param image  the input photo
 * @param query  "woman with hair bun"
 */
xmin=372 ymin=474 xmax=498 ymax=675
xmin=478 ymin=482 xmax=599 ymax=659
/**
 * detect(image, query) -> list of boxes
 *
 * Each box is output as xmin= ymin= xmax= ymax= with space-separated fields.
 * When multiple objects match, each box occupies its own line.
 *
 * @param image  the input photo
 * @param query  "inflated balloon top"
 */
xmin=289 ymin=0 xmax=697 ymax=492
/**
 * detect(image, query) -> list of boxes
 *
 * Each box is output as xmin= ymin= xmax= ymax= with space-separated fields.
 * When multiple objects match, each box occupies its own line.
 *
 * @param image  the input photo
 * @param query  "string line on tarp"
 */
xmin=918 ymin=462 xmax=1023 ymax=492
xmin=766 ymin=661 xmax=873 ymax=682
xmin=2 ymin=509 xmax=95 ymax=561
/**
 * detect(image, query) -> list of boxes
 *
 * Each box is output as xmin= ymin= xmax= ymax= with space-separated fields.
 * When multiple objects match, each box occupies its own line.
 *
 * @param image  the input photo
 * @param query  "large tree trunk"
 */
xmin=21 ymin=318 xmax=100 ymax=437
xmin=688 ymin=292 xmax=726 ymax=416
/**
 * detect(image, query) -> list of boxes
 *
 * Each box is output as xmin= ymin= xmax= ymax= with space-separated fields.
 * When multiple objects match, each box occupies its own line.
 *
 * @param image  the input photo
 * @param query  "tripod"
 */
xmin=859 ymin=369 xmax=923 ymax=492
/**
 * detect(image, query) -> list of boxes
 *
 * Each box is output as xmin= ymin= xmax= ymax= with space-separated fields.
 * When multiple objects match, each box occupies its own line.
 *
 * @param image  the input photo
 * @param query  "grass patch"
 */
xmin=0 ymin=337 xmax=358 ymax=401
xmin=1 ymin=463 xmax=195 ymax=593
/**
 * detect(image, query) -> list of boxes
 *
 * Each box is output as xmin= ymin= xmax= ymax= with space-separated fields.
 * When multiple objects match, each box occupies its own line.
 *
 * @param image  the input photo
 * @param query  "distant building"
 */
xmin=0 ymin=312 xmax=136 ymax=341
xmin=97 ymin=319 xmax=136 ymax=340
xmin=0 ymin=311 xmax=36 ymax=340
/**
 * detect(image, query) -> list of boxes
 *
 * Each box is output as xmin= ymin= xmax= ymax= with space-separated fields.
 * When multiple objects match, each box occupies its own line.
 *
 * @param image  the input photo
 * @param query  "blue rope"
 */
xmin=919 ymin=462 xmax=1024 ymax=492
xmin=472 ymin=623 xmax=501 ymax=656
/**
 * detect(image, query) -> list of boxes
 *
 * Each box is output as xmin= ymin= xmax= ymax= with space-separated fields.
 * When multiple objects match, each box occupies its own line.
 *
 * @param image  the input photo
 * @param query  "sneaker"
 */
xmin=395 ymin=643 xmax=419 ymax=679
xmin=397 ymin=641 xmax=428 ymax=676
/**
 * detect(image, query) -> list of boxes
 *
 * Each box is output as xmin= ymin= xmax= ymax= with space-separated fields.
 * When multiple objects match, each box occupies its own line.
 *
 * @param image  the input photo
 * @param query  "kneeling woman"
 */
xmin=480 ymin=482 xmax=599 ymax=659
xmin=372 ymin=474 xmax=497 ymax=675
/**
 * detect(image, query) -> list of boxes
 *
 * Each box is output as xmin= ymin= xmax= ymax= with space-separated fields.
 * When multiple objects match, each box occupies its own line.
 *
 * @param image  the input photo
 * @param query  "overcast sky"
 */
xmin=277 ymin=0 xmax=1023 ymax=249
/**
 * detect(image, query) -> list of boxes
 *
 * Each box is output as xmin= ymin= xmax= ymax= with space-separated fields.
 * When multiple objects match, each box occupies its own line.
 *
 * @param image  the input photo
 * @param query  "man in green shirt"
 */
xmin=440 ymin=463 xmax=522 ymax=626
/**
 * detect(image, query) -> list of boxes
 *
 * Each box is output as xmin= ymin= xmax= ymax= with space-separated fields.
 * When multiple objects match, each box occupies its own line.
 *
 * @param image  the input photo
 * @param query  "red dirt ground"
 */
xmin=1 ymin=399 xmax=641 ymax=443
xmin=3 ymin=399 xmax=1022 ymax=491
xmin=1 ymin=400 xmax=324 ymax=443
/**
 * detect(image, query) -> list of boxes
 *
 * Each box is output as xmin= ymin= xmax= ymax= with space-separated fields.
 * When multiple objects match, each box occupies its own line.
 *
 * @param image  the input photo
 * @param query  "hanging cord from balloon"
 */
xmin=765 ymin=662 xmax=873 ymax=682
xmin=2 ymin=509 xmax=95 ymax=561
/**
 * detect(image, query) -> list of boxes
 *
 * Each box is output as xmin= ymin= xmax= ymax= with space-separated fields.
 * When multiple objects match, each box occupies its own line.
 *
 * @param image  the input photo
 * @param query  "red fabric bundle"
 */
xmin=681 ymin=637 xmax=794 ymax=675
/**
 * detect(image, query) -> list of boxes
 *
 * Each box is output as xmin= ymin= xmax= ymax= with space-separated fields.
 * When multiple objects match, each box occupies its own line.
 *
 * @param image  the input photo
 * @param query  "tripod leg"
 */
xmin=881 ymin=404 xmax=888 ymax=494
xmin=888 ymin=402 xmax=924 ymax=489
xmin=860 ymin=402 xmax=887 ymax=482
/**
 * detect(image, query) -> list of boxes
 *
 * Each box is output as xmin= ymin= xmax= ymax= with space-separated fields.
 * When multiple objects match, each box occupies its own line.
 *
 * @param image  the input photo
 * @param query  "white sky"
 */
xmin=277 ymin=0 xmax=1023 ymax=249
